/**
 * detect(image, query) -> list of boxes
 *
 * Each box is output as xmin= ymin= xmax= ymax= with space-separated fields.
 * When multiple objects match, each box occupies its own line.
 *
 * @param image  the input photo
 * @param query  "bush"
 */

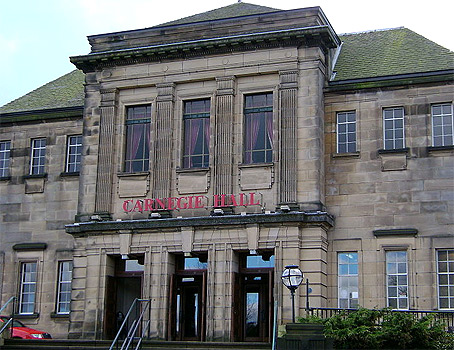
xmin=304 ymin=308 xmax=453 ymax=349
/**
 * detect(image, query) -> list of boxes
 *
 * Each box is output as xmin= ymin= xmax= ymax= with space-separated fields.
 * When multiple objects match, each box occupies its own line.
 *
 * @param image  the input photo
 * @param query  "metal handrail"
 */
xmin=109 ymin=298 xmax=151 ymax=350
xmin=0 ymin=296 xmax=17 ymax=338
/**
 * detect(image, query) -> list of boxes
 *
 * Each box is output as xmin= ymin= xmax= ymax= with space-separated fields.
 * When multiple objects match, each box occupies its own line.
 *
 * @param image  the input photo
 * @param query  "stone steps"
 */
xmin=1 ymin=339 xmax=271 ymax=350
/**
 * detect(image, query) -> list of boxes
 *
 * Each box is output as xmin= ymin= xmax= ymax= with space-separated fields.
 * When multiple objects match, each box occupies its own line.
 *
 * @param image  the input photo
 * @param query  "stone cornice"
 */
xmin=66 ymin=211 xmax=335 ymax=236
xmin=70 ymin=26 xmax=340 ymax=73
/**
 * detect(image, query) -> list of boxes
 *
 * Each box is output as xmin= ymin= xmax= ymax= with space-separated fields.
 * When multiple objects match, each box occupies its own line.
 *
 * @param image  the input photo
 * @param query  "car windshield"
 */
xmin=0 ymin=317 xmax=26 ymax=327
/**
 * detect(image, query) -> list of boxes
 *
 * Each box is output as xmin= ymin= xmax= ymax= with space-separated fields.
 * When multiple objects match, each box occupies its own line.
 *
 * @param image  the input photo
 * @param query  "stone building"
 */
xmin=0 ymin=2 xmax=453 ymax=342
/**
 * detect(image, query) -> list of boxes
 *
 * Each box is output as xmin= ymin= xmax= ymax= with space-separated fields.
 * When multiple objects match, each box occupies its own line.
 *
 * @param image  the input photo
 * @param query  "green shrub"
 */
xmin=312 ymin=308 xmax=451 ymax=349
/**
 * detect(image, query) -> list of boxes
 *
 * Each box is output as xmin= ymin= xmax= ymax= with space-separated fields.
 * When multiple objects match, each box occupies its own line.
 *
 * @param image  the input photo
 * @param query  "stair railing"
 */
xmin=109 ymin=298 xmax=151 ymax=350
xmin=0 ymin=296 xmax=17 ymax=339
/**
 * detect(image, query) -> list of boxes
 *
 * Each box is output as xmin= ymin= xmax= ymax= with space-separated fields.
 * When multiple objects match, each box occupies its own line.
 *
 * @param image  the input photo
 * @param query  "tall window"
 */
xmin=244 ymin=93 xmax=273 ymax=164
xmin=183 ymin=99 xmax=210 ymax=168
xmin=66 ymin=135 xmax=82 ymax=173
xmin=124 ymin=105 xmax=151 ymax=173
xmin=19 ymin=262 xmax=37 ymax=314
xmin=437 ymin=250 xmax=454 ymax=309
xmin=30 ymin=138 xmax=46 ymax=175
xmin=337 ymin=111 xmax=357 ymax=153
xmin=383 ymin=107 xmax=405 ymax=150
xmin=432 ymin=103 xmax=453 ymax=147
xmin=386 ymin=251 xmax=408 ymax=309
xmin=0 ymin=140 xmax=11 ymax=177
xmin=338 ymin=252 xmax=359 ymax=308
xmin=56 ymin=261 xmax=73 ymax=314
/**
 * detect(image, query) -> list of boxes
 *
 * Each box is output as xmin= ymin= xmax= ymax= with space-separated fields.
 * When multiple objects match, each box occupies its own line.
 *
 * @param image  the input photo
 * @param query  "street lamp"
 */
xmin=281 ymin=265 xmax=304 ymax=323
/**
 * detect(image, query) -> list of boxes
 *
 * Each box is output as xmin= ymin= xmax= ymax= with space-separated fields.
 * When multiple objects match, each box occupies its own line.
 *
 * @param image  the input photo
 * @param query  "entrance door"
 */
xmin=234 ymin=252 xmax=274 ymax=342
xmin=242 ymin=273 xmax=271 ymax=341
xmin=170 ymin=255 xmax=207 ymax=341
xmin=104 ymin=257 xmax=144 ymax=339
xmin=175 ymin=275 xmax=205 ymax=340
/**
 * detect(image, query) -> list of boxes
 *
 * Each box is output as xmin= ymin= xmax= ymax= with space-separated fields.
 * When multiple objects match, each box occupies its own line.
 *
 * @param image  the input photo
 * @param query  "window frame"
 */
xmin=336 ymin=111 xmax=357 ymax=153
xmin=337 ymin=252 xmax=359 ymax=309
xmin=123 ymin=105 xmax=152 ymax=173
xmin=436 ymin=249 xmax=454 ymax=310
xmin=431 ymin=103 xmax=454 ymax=147
xmin=243 ymin=92 xmax=274 ymax=164
xmin=0 ymin=140 xmax=11 ymax=177
xmin=383 ymin=107 xmax=405 ymax=150
xmin=30 ymin=138 xmax=46 ymax=175
xmin=65 ymin=135 xmax=82 ymax=173
xmin=56 ymin=261 xmax=73 ymax=314
xmin=386 ymin=250 xmax=409 ymax=310
xmin=182 ymin=98 xmax=211 ymax=169
xmin=18 ymin=261 xmax=38 ymax=315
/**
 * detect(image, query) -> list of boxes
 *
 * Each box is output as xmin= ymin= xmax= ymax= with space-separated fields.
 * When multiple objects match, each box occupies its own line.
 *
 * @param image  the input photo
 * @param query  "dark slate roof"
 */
xmin=160 ymin=2 xmax=279 ymax=26
xmin=0 ymin=70 xmax=85 ymax=114
xmin=333 ymin=27 xmax=454 ymax=81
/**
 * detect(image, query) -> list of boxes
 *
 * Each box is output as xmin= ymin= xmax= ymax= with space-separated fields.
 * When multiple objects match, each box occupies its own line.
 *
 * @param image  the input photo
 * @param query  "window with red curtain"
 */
xmin=183 ymin=99 xmax=210 ymax=168
xmin=244 ymin=93 xmax=273 ymax=164
xmin=124 ymin=105 xmax=151 ymax=173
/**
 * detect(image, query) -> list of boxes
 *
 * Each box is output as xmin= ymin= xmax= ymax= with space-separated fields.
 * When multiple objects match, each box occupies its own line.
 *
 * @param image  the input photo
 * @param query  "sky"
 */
xmin=1 ymin=0 xmax=453 ymax=108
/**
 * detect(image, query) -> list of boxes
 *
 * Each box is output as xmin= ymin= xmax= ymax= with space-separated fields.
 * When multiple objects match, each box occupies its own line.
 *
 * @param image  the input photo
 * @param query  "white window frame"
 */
xmin=338 ymin=252 xmax=359 ymax=309
xmin=19 ymin=262 xmax=37 ymax=315
xmin=432 ymin=103 xmax=454 ymax=147
xmin=383 ymin=107 xmax=405 ymax=150
xmin=66 ymin=135 xmax=82 ymax=173
xmin=386 ymin=251 xmax=409 ymax=310
xmin=30 ymin=138 xmax=46 ymax=175
xmin=0 ymin=140 xmax=11 ymax=177
xmin=336 ymin=111 xmax=357 ymax=153
xmin=437 ymin=249 xmax=454 ymax=309
xmin=56 ymin=261 xmax=73 ymax=314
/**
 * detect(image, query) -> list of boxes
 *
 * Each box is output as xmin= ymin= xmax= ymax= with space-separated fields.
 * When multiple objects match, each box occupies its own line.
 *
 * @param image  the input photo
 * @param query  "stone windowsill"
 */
xmin=427 ymin=145 xmax=454 ymax=152
xmin=377 ymin=148 xmax=409 ymax=155
xmin=13 ymin=313 xmax=39 ymax=319
xmin=23 ymin=173 xmax=47 ymax=180
xmin=176 ymin=167 xmax=210 ymax=174
xmin=50 ymin=312 xmax=70 ymax=319
xmin=332 ymin=151 xmax=360 ymax=159
xmin=238 ymin=162 xmax=274 ymax=169
xmin=117 ymin=171 xmax=150 ymax=178
xmin=0 ymin=176 xmax=11 ymax=181
xmin=60 ymin=171 xmax=80 ymax=177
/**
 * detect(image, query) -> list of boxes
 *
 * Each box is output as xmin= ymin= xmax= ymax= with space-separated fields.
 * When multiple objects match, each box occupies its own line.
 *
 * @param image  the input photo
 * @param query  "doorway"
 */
xmin=169 ymin=254 xmax=207 ymax=341
xmin=233 ymin=252 xmax=274 ymax=342
xmin=104 ymin=256 xmax=144 ymax=339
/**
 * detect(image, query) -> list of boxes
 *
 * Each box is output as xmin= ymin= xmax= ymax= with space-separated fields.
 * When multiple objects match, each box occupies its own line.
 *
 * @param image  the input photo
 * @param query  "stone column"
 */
xmin=94 ymin=88 xmax=117 ymax=218
xmin=279 ymin=71 xmax=298 ymax=206
xmin=214 ymin=76 xmax=235 ymax=197
xmin=152 ymin=83 xmax=175 ymax=199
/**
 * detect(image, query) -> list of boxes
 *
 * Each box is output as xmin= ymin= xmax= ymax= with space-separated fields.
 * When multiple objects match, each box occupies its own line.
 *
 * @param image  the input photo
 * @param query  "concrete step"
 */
xmin=1 ymin=339 xmax=271 ymax=350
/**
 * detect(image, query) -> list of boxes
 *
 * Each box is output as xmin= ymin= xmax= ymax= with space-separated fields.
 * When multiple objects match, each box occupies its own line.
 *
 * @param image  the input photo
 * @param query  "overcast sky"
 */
xmin=1 ymin=0 xmax=453 ymax=107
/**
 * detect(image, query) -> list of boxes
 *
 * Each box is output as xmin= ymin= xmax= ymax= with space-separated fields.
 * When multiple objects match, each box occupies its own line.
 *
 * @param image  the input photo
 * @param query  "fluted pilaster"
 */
xmin=152 ymin=83 xmax=175 ymax=199
xmin=94 ymin=88 xmax=117 ymax=215
xmin=214 ymin=76 xmax=235 ymax=196
xmin=279 ymin=71 xmax=298 ymax=205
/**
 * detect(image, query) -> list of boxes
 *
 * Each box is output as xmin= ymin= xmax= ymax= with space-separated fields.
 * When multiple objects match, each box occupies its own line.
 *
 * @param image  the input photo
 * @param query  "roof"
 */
xmin=333 ymin=27 xmax=454 ymax=82
xmin=159 ymin=2 xmax=279 ymax=26
xmin=0 ymin=70 xmax=84 ymax=114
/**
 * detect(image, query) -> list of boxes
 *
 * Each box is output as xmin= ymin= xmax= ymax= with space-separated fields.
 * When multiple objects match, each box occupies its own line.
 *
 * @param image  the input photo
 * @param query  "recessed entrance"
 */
xmin=104 ymin=256 xmax=144 ymax=339
xmin=169 ymin=254 xmax=207 ymax=341
xmin=233 ymin=252 xmax=274 ymax=342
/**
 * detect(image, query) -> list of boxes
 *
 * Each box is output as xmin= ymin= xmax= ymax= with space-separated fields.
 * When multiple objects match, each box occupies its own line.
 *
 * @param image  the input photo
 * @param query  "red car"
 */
xmin=0 ymin=316 xmax=52 ymax=339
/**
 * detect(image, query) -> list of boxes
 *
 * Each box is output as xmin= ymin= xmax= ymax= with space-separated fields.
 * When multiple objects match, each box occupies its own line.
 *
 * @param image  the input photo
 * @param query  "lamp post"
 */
xmin=281 ymin=265 xmax=303 ymax=323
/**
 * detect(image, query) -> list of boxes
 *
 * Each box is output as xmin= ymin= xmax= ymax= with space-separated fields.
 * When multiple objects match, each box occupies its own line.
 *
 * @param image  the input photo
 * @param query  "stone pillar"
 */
xmin=279 ymin=71 xmax=298 ymax=207
xmin=94 ymin=88 xmax=117 ymax=217
xmin=214 ymin=76 xmax=235 ymax=197
xmin=152 ymin=83 xmax=175 ymax=199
